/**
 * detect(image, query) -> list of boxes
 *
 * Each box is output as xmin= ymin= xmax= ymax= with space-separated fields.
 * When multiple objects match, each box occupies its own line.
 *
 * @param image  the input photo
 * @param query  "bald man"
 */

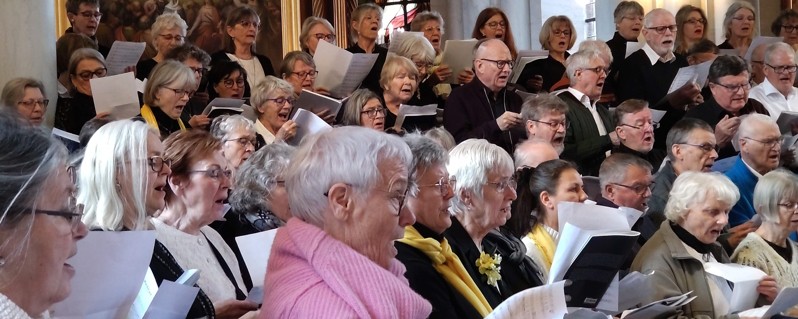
xmin=514 ymin=140 xmax=559 ymax=169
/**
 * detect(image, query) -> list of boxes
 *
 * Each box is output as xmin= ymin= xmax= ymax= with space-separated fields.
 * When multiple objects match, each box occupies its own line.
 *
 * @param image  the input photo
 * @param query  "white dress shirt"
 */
xmin=748 ymin=77 xmax=798 ymax=119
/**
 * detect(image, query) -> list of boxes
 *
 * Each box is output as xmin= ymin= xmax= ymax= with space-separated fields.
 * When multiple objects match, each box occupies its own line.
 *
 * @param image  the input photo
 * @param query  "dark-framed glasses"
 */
xmin=291 ymin=70 xmax=319 ymax=79
xmin=685 ymin=18 xmax=706 ymax=25
xmin=712 ymin=82 xmax=750 ymax=93
xmin=646 ymin=25 xmax=677 ymax=34
xmin=479 ymin=58 xmax=514 ymax=69
xmin=147 ymin=156 xmax=172 ymax=173
xmin=76 ymin=68 xmax=107 ymax=81
xmin=222 ymin=78 xmax=246 ymax=88
xmin=765 ymin=63 xmax=798 ymax=74
xmin=486 ymin=178 xmax=516 ymax=191
xmin=189 ymin=168 xmax=233 ymax=179
xmin=552 ymin=29 xmax=572 ymax=37
xmin=314 ymin=33 xmax=336 ymax=42
xmin=163 ymin=87 xmax=196 ymax=98
xmin=376 ymin=187 xmax=409 ymax=216
xmin=32 ymin=204 xmax=85 ymax=229
xmin=17 ymin=99 xmax=49 ymax=109
xmin=485 ymin=21 xmax=506 ymax=29
xmin=530 ymin=119 xmax=569 ymax=130
xmin=189 ymin=66 xmax=207 ymax=75
xmin=781 ymin=25 xmax=798 ymax=33
xmin=620 ymin=121 xmax=660 ymax=130
xmin=611 ymin=182 xmax=654 ymax=195
xmin=78 ymin=11 xmax=102 ymax=19
xmin=360 ymin=107 xmax=387 ymax=119
xmin=417 ymin=176 xmax=457 ymax=195
xmin=678 ymin=143 xmax=718 ymax=153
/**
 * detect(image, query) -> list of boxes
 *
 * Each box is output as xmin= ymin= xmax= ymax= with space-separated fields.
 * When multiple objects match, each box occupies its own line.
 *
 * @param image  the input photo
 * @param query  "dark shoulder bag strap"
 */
xmin=200 ymin=232 xmax=247 ymax=300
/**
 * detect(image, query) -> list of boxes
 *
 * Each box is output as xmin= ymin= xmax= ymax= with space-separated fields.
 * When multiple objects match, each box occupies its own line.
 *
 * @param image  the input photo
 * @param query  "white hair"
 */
xmin=739 ymin=113 xmax=777 ymax=139
xmin=578 ymin=40 xmax=613 ymax=65
xmin=565 ymin=49 xmax=602 ymax=82
xmin=284 ymin=126 xmax=412 ymax=227
xmin=664 ymin=172 xmax=740 ymax=223
xmin=447 ymin=139 xmax=514 ymax=215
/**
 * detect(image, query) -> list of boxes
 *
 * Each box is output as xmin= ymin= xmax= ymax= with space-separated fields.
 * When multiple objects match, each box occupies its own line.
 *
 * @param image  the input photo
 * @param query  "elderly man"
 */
xmin=263 ymin=126 xmax=431 ymax=317
xmin=617 ymin=8 xmax=702 ymax=150
xmin=726 ymin=114 xmax=782 ymax=227
xmin=60 ymin=0 xmax=109 ymax=56
xmin=514 ymin=140 xmax=559 ymax=169
xmin=613 ymin=99 xmax=667 ymax=171
xmin=444 ymin=39 xmax=524 ymax=154
xmin=521 ymin=93 xmax=569 ymax=154
xmin=557 ymin=49 xmax=618 ymax=176
xmin=685 ymin=55 xmax=769 ymax=159
xmin=749 ymin=42 xmax=798 ymax=119
xmin=750 ymin=43 xmax=768 ymax=86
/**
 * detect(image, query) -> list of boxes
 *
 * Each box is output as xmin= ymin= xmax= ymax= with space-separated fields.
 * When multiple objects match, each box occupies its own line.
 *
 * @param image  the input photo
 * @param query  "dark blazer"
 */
xmin=136 ymin=58 xmax=158 ymax=80
xmin=346 ymin=43 xmax=389 ymax=95
xmin=395 ymin=224 xmax=483 ymax=319
xmin=605 ymin=32 xmax=638 ymax=100
xmin=443 ymin=217 xmax=504 ymax=308
xmin=443 ymin=78 xmax=524 ymax=154
xmin=210 ymin=51 xmax=275 ymax=98
xmin=558 ymin=90 xmax=614 ymax=176
xmin=684 ymin=95 xmax=768 ymax=159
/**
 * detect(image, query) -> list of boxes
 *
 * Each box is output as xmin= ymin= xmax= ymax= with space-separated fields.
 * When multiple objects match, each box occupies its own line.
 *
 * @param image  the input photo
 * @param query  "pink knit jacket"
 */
xmin=260 ymin=218 xmax=432 ymax=319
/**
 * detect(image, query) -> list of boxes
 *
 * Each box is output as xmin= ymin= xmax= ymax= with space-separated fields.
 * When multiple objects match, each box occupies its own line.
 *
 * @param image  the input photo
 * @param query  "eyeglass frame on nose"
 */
xmin=678 ymin=142 xmax=718 ymax=153
xmin=224 ymin=136 xmax=258 ymax=148
xmin=416 ymin=176 xmax=457 ymax=195
xmin=485 ymin=21 xmax=507 ymax=29
xmin=291 ymin=70 xmax=319 ymax=79
xmin=31 ymin=204 xmax=85 ymax=229
xmin=530 ymin=119 xmax=569 ymax=130
xmin=266 ymin=97 xmax=296 ymax=106
xmin=611 ymin=181 xmax=655 ymax=195
xmin=162 ymin=86 xmax=196 ymax=98
xmin=77 ymin=10 xmax=103 ymax=19
xmin=645 ymin=24 xmax=678 ymax=34
xmin=781 ymin=24 xmax=798 ymax=33
xmin=75 ymin=67 xmax=108 ymax=81
xmin=778 ymin=201 xmax=798 ymax=211
xmin=478 ymin=58 xmax=515 ymax=70
xmin=313 ymin=33 xmax=336 ymax=42
xmin=361 ymin=106 xmax=387 ymax=119
xmin=711 ymin=81 xmax=751 ymax=93
xmin=147 ymin=156 xmax=172 ymax=173
xmin=685 ymin=18 xmax=707 ymax=25
xmin=238 ymin=20 xmax=261 ymax=29
xmin=620 ymin=121 xmax=660 ymax=130
xmin=17 ymin=99 xmax=50 ymax=110
xmin=485 ymin=177 xmax=516 ymax=192
xmin=765 ymin=63 xmax=798 ymax=74
xmin=580 ymin=66 xmax=611 ymax=75
xmin=222 ymin=77 xmax=246 ymax=88
xmin=742 ymin=136 xmax=783 ymax=149
xmin=188 ymin=167 xmax=233 ymax=179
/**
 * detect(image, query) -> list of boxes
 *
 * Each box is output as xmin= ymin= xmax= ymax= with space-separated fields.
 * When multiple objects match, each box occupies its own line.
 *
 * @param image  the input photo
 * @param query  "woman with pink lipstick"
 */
xmin=0 ymin=111 xmax=88 ymax=318
xmin=517 ymin=15 xmax=576 ymax=93
xmin=212 ymin=6 xmax=275 ymax=99
xmin=633 ymin=172 xmax=778 ymax=318
xmin=772 ymin=10 xmax=798 ymax=49
xmin=1 ymin=78 xmax=48 ymax=126
xmin=719 ymin=2 xmax=757 ymax=57
xmin=207 ymin=61 xmax=246 ymax=100
xmin=674 ymin=5 xmax=709 ymax=55
xmin=250 ymin=76 xmax=298 ymax=145
xmin=341 ymin=88 xmax=386 ymax=131
xmin=140 ymin=60 xmax=197 ymax=139
xmin=733 ymin=170 xmax=798 ymax=289
xmin=347 ymin=3 xmax=388 ymax=94
xmin=156 ymin=130 xmax=260 ymax=318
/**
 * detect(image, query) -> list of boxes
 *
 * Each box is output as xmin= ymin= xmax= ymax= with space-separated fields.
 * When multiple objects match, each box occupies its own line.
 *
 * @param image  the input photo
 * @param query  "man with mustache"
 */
xmin=60 ymin=0 xmax=109 ymax=57
xmin=443 ymin=38 xmax=524 ymax=154
xmin=520 ymin=93 xmax=568 ymax=155
xmin=748 ymin=42 xmax=798 ymax=119
xmin=616 ymin=8 xmax=702 ymax=151
xmin=612 ymin=99 xmax=666 ymax=172
xmin=557 ymin=49 xmax=618 ymax=176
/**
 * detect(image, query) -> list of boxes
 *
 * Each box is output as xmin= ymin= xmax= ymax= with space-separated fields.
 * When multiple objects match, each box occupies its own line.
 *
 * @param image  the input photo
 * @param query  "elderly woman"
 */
xmin=718 ymin=1 xmax=757 ymax=56
xmin=518 ymin=16 xmax=576 ymax=93
xmin=250 ymin=76 xmax=297 ymax=145
xmin=388 ymin=33 xmax=439 ymax=106
xmin=163 ymin=43 xmax=213 ymax=128
xmin=0 ymin=110 xmax=88 ymax=318
xmin=773 ymin=10 xmax=798 ymax=49
xmin=410 ymin=11 xmax=453 ymax=86
xmin=733 ymin=170 xmax=798 ymax=288
xmin=632 ymin=172 xmax=778 ymax=318
xmin=55 ymin=48 xmax=108 ymax=134
xmin=211 ymin=6 xmax=275 ymax=98
xmin=299 ymin=17 xmax=336 ymax=56
xmin=140 ymin=60 xmax=198 ymax=139
xmin=347 ymin=3 xmax=388 ymax=94
xmin=674 ymin=5 xmax=709 ymax=55
xmin=210 ymin=114 xmax=256 ymax=174
xmin=341 ymin=88 xmax=386 ymax=131
xmin=444 ymin=138 xmax=518 ymax=307
xmin=280 ymin=51 xmax=318 ymax=96
xmin=517 ymin=159 xmax=587 ymax=280
xmin=381 ymin=54 xmax=436 ymax=131
xmin=207 ymin=61 xmax=246 ymax=100
xmin=396 ymin=133 xmax=491 ymax=319
xmin=606 ymin=1 xmax=644 ymax=68
xmin=78 ymin=119 xmax=217 ymax=318
xmin=136 ymin=12 xmax=187 ymax=80
xmin=56 ymin=33 xmax=98 ymax=97
xmin=262 ymin=126 xmax=431 ymax=317
xmin=157 ymin=130 xmax=260 ymax=317
xmin=1 ymin=78 xmax=48 ymax=126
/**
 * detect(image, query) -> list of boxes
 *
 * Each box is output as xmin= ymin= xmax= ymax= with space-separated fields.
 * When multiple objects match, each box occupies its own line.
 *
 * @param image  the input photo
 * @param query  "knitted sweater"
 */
xmin=261 ymin=218 xmax=432 ymax=318
xmin=0 ymin=293 xmax=48 ymax=319
xmin=732 ymin=232 xmax=798 ymax=288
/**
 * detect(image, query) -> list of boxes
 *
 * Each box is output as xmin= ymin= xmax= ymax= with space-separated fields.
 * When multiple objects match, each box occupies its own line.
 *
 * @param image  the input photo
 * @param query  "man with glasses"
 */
xmin=686 ymin=55 xmax=769 ymax=160
xmin=612 ymin=99 xmax=666 ymax=171
xmin=749 ymin=42 xmax=798 ymax=119
xmin=61 ymin=0 xmax=109 ymax=57
xmin=520 ymin=93 xmax=569 ymax=154
xmin=443 ymin=38 xmax=524 ymax=155
xmin=557 ymin=49 xmax=617 ymax=176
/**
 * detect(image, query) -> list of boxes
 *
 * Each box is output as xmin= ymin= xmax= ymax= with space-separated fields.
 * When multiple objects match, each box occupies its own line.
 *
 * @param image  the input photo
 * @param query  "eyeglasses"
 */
xmin=188 ymin=66 xmax=207 ymax=75
xmin=17 ymin=99 xmax=49 ymax=110
xmin=530 ymin=119 xmax=569 ymax=130
xmin=611 ymin=182 xmax=654 ymax=195
xmin=416 ymin=176 xmax=457 ymax=195
xmin=162 ymin=87 xmax=196 ymax=98
xmin=314 ymin=33 xmax=336 ymax=42
xmin=679 ymin=142 xmax=718 ymax=153
xmin=620 ymin=121 xmax=660 ymax=130
xmin=75 ymin=67 xmax=107 ymax=81
xmin=685 ymin=18 xmax=706 ymax=25
xmin=238 ymin=20 xmax=260 ymax=30
xmin=486 ymin=178 xmax=516 ymax=192
xmin=581 ymin=66 xmax=611 ymax=75
xmin=78 ymin=11 xmax=102 ymax=19
xmin=32 ymin=204 xmax=85 ymax=229
xmin=147 ymin=156 xmax=172 ymax=173
xmin=781 ymin=25 xmax=798 ymax=33
xmin=552 ymin=29 xmax=572 ymax=37
xmin=376 ymin=188 xmax=409 ymax=216
xmin=479 ymin=59 xmax=514 ymax=70
xmin=485 ymin=21 xmax=506 ymax=29
xmin=751 ymin=60 xmax=764 ymax=65
xmin=646 ymin=25 xmax=677 ymax=34
xmin=159 ymin=34 xmax=185 ymax=42
xmin=743 ymin=136 xmax=783 ymax=149
xmin=712 ymin=82 xmax=751 ymax=93
xmin=222 ymin=78 xmax=246 ymax=88
xmin=291 ymin=70 xmax=319 ymax=79
xmin=766 ymin=63 xmax=798 ymax=74
xmin=778 ymin=202 xmax=798 ymax=210
xmin=361 ymin=107 xmax=387 ymax=119
xmin=267 ymin=97 xmax=296 ymax=106
xmin=189 ymin=168 xmax=233 ymax=179
xmin=224 ymin=137 xmax=257 ymax=147
xmin=732 ymin=15 xmax=755 ymax=22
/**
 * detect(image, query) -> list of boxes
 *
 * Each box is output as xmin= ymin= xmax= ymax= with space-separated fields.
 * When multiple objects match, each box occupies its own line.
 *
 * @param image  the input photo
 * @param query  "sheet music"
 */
xmin=703 ymin=262 xmax=767 ymax=313
xmin=441 ymin=39 xmax=479 ymax=84
xmin=294 ymin=89 xmax=344 ymax=117
xmin=90 ymin=72 xmax=140 ymax=119
xmin=394 ymin=103 xmax=437 ymax=130
xmin=510 ymin=50 xmax=549 ymax=83
xmin=142 ymin=280 xmax=200 ymax=319
xmin=313 ymin=40 xmax=378 ymax=98
xmin=556 ymin=202 xmax=638 ymax=234
xmin=668 ymin=67 xmax=697 ymax=94
xmin=235 ymin=229 xmax=279 ymax=285
xmin=106 ymin=41 xmax=146 ymax=76
xmin=288 ymin=108 xmax=332 ymax=145
xmin=625 ymin=42 xmax=645 ymax=58
xmin=485 ymin=281 xmax=568 ymax=319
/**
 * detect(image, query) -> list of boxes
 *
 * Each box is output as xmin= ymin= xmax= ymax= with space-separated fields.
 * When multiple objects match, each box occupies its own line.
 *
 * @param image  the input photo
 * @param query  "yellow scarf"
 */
xmin=398 ymin=226 xmax=492 ymax=317
xmin=527 ymin=224 xmax=556 ymax=270
xmin=140 ymin=104 xmax=186 ymax=133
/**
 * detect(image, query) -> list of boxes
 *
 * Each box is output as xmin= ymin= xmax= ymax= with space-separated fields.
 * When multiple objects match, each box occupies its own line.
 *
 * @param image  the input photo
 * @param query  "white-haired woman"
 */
xmin=140 ymin=60 xmax=198 ymax=139
xmin=381 ymin=54 xmax=436 ymax=132
xmin=250 ymin=76 xmax=298 ymax=145
xmin=136 ymin=12 xmax=187 ymax=80
xmin=347 ymin=3 xmax=388 ymax=94
xmin=210 ymin=114 xmax=256 ymax=175
xmin=632 ymin=172 xmax=778 ymax=318
xmin=718 ymin=1 xmax=757 ymax=57
xmin=445 ymin=138 xmax=518 ymax=307
xmin=388 ymin=33 xmax=440 ymax=107
xmin=410 ymin=11 xmax=452 ymax=86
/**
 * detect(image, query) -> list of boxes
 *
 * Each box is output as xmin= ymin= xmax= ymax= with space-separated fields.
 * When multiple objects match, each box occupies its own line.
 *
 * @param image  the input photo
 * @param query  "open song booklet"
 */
xmin=313 ymin=40 xmax=378 ymax=99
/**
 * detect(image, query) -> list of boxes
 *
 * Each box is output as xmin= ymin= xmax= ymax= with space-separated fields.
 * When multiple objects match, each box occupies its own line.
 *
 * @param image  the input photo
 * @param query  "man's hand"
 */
xmin=457 ymin=69 xmax=474 ymax=84
xmin=666 ymin=82 xmax=701 ymax=110
xmin=496 ymin=111 xmax=522 ymax=131
xmin=715 ymin=115 xmax=741 ymax=147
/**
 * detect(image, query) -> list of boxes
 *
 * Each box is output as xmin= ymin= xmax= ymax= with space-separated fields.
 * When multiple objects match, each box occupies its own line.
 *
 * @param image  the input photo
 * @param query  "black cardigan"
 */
xmin=558 ymin=90 xmax=614 ymax=176
xmin=54 ymin=91 xmax=97 ymax=135
xmin=443 ymin=217 xmax=505 ymax=308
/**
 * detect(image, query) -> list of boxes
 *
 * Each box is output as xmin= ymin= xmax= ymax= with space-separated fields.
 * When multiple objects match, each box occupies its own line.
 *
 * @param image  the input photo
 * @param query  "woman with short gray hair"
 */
xmin=299 ymin=17 xmax=336 ymax=55
xmin=55 ymin=48 xmax=108 ymax=134
xmin=140 ymin=60 xmax=197 ymax=139
xmin=250 ymin=76 xmax=298 ymax=144
xmin=1 ymin=77 xmax=48 ymax=126
xmin=210 ymin=114 xmax=256 ymax=172
xmin=136 ymin=12 xmax=188 ymax=80
xmin=279 ymin=51 xmax=318 ymax=96
xmin=340 ymin=88 xmax=385 ymax=131
xmin=719 ymin=1 xmax=757 ymax=56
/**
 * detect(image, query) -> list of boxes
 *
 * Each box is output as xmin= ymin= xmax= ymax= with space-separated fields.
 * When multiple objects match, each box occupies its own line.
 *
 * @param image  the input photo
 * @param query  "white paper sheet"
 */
xmin=143 ymin=280 xmax=199 ymax=319
xmin=313 ymin=40 xmax=379 ymax=98
xmin=440 ymin=39 xmax=479 ymax=84
xmin=52 ymin=127 xmax=79 ymax=142
xmin=246 ymin=286 xmax=264 ymax=304
xmin=394 ymin=103 xmax=437 ymax=130
xmin=51 ymin=231 xmax=156 ymax=319
xmin=556 ymin=202 xmax=640 ymax=235
xmin=106 ymin=41 xmax=146 ymax=76
xmin=761 ymin=286 xmax=798 ymax=318
xmin=136 ymin=78 xmax=147 ymax=94
xmin=128 ymin=269 xmax=158 ymax=319
xmin=625 ymin=42 xmax=645 ymax=58
xmin=549 ymin=223 xmax=639 ymax=284
xmin=667 ymin=59 xmax=712 ymax=94
xmin=617 ymin=271 xmax=656 ymax=311
xmin=649 ymin=109 xmax=667 ymax=125
xmin=288 ymin=108 xmax=332 ymax=145
xmin=510 ymin=50 xmax=549 ymax=84
xmin=744 ymin=36 xmax=783 ymax=62
xmin=596 ymin=273 xmax=620 ymax=312
xmin=703 ymin=262 xmax=767 ymax=313
xmin=485 ymin=281 xmax=568 ymax=319
xmin=235 ymin=229 xmax=279 ymax=286
xmin=90 ymin=72 xmax=141 ymax=119
xmin=293 ymin=89 xmax=344 ymax=117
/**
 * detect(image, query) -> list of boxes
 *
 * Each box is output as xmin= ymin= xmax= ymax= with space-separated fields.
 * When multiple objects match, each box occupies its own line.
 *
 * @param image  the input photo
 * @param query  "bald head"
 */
xmin=514 ymin=140 xmax=559 ymax=169
xmin=474 ymin=38 xmax=513 ymax=92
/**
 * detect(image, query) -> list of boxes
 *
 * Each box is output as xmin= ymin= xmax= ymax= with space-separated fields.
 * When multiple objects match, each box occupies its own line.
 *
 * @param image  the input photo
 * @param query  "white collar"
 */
xmin=642 ymin=43 xmax=675 ymax=65
xmin=566 ymin=87 xmax=593 ymax=107
xmin=741 ymin=157 xmax=764 ymax=179
xmin=254 ymin=118 xmax=276 ymax=144
xmin=760 ymin=77 xmax=798 ymax=100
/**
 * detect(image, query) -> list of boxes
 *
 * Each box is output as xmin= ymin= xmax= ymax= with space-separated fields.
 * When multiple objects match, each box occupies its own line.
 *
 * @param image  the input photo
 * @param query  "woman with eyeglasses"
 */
xmin=718 ymin=1 xmax=757 ymax=57
xmin=388 ymin=33 xmax=440 ymax=108
xmin=772 ymin=10 xmax=798 ymax=49
xmin=55 ymin=48 xmax=109 ymax=135
xmin=674 ymin=5 xmax=709 ymax=55
xmin=211 ymin=6 xmax=275 ymax=99
xmin=280 ymin=51 xmax=319 ymax=97
xmin=250 ymin=76 xmax=298 ymax=145
xmin=1 ymin=77 xmax=48 ymax=126
xmin=341 ymin=88 xmax=386 ymax=131
xmin=380 ymin=54 xmax=436 ymax=132
xmin=472 ymin=7 xmax=518 ymax=61
xmin=0 ymin=110 xmax=88 ymax=318
xmin=156 ymin=130 xmax=260 ymax=318
xmin=140 ymin=60 xmax=198 ymax=139
xmin=207 ymin=61 xmax=247 ymax=100
xmin=210 ymin=114 xmax=256 ymax=175
xmin=517 ymin=16 xmax=576 ymax=94
xmin=136 ymin=12 xmax=187 ymax=81
xmin=299 ymin=17 xmax=336 ymax=56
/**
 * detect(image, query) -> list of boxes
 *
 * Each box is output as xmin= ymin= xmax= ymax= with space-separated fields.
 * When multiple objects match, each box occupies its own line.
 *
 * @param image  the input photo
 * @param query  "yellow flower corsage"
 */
xmin=476 ymin=251 xmax=502 ymax=289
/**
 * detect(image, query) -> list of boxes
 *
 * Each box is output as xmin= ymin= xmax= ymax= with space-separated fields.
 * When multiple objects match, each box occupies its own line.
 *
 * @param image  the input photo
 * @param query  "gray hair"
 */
xmin=764 ymin=42 xmax=796 ymax=65
xmin=447 ymin=139 xmax=514 ymax=216
xmin=250 ymin=76 xmax=295 ymax=117
xmin=599 ymin=153 xmax=653 ymax=190
xmin=410 ymin=11 xmax=445 ymax=34
xmin=285 ymin=126 xmax=412 ymax=227
xmin=423 ymin=127 xmax=456 ymax=151
xmin=565 ymin=49 xmax=601 ymax=82
xmin=388 ymin=33 xmax=435 ymax=65
xmin=210 ymin=114 xmax=254 ymax=141
xmin=664 ymin=172 xmax=740 ymax=223
xmin=230 ymin=142 xmax=295 ymax=214
xmin=350 ymin=3 xmax=383 ymax=44
xmin=403 ymin=132 xmax=449 ymax=196
xmin=578 ymin=40 xmax=613 ymax=65
xmin=68 ymin=48 xmax=106 ymax=79
xmin=739 ymin=113 xmax=777 ymax=140
xmin=613 ymin=1 xmax=644 ymax=24
xmin=723 ymin=1 xmax=756 ymax=40
xmin=341 ymin=88 xmax=381 ymax=126
xmin=143 ymin=60 xmax=197 ymax=106
xmin=1 ymin=78 xmax=47 ymax=110
xmin=164 ymin=43 xmax=211 ymax=66
xmin=520 ymin=93 xmax=569 ymax=124
xmin=666 ymin=118 xmax=714 ymax=161
xmin=279 ymin=51 xmax=316 ymax=78
xmin=299 ymin=17 xmax=335 ymax=52
xmin=150 ymin=12 xmax=188 ymax=45
xmin=644 ymin=8 xmax=672 ymax=28
xmin=755 ymin=169 xmax=798 ymax=224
